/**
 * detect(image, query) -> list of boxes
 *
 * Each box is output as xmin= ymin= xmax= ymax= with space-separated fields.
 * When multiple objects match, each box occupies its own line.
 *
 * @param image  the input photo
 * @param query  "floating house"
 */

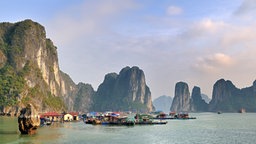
xmin=63 ymin=113 xmax=73 ymax=121
xmin=40 ymin=112 xmax=62 ymax=122
xmin=63 ymin=112 xmax=79 ymax=121
xmin=69 ymin=112 xmax=79 ymax=121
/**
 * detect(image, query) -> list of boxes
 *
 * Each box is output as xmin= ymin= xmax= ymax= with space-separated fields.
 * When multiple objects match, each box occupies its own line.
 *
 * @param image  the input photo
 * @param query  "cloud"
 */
xmin=46 ymin=0 xmax=138 ymax=46
xmin=196 ymin=19 xmax=226 ymax=33
xmin=220 ymin=24 xmax=256 ymax=49
xmin=182 ymin=19 xmax=227 ymax=39
xmin=193 ymin=53 xmax=234 ymax=73
xmin=233 ymin=0 xmax=256 ymax=21
xmin=234 ymin=0 xmax=256 ymax=15
xmin=166 ymin=6 xmax=183 ymax=16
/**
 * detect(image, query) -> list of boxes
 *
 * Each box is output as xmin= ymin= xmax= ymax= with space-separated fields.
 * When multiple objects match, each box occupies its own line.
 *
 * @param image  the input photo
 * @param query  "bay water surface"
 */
xmin=1 ymin=113 xmax=256 ymax=144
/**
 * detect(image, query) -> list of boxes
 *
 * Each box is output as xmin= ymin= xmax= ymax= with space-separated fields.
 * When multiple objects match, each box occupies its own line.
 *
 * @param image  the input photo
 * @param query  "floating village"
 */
xmin=39 ymin=110 xmax=196 ymax=127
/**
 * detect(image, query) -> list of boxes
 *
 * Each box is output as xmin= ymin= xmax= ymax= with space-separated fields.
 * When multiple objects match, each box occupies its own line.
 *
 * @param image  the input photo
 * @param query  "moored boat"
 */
xmin=135 ymin=113 xmax=167 ymax=125
xmin=239 ymin=108 xmax=246 ymax=113
xmin=84 ymin=112 xmax=136 ymax=126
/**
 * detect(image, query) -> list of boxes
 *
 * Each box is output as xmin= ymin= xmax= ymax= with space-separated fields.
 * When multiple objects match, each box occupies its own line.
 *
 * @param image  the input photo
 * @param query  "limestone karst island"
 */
xmin=1 ymin=19 xmax=256 ymax=143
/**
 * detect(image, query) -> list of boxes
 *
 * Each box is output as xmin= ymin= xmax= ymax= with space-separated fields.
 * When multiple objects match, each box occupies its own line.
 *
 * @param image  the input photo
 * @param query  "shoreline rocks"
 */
xmin=18 ymin=104 xmax=40 ymax=134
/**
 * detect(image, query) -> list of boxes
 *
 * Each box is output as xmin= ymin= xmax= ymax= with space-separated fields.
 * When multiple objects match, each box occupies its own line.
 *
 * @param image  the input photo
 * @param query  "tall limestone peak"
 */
xmin=190 ymin=86 xmax=208 ymax=112
xmin=1 ymin=19 xmax=62 ymax=95
xmin=116 ymin=66 xmax=146 ymax=103
xmin=170 ymin=81 xmax=190 ymax=112
xmin=0 ymin=19 xmax=94 ymax=115
xmin=209 ymin=79 xmax=256 ymax=112
xmin=209 ymin=79 xmax=237 ymax=112
xmin=93 ymin=66 xmax=154 ymax=112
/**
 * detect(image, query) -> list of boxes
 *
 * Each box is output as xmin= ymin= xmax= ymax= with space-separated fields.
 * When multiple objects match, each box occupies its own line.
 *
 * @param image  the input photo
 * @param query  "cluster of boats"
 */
xmin=83 ymin=112 xmax=167 ymax=126
xmin=83 ymin=111 xmax=196 ymax=126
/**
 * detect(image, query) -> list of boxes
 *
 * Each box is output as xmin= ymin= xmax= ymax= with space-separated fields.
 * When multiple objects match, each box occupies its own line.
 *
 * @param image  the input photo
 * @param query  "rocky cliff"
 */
xmin=170 ymin=82 xmax=191 ymax=112
xmin=93 ymin=66 xmax=154 ymax=112
xmin=170 ymin=82 xmax=209 ymax=112
xmin=73 ymin=83 xmax=95 ymax=113
xmin=190 ymin=86 xmax=208 ymax=112
xmin=153 ymin=95 xmax=173 ymax=113
xmin=0 ymin=20 xmax=93 ymax=115
xmin=209 ymin=79 xmax=256 ymax=112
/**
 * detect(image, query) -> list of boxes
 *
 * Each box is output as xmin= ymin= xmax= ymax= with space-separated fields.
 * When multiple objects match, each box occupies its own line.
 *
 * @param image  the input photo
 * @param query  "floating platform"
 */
xmin=153 ymin=117 xmax=196 ymax=120
xmin=135 ymin=121 xmax=168 ymax=125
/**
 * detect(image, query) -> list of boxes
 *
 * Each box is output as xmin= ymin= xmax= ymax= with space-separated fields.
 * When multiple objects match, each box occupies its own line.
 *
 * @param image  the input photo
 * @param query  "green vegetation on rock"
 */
xmin=0 ymin=64 xmax=25 ymax=106
xmin=43 ymin=93 xmax=66 ymax=111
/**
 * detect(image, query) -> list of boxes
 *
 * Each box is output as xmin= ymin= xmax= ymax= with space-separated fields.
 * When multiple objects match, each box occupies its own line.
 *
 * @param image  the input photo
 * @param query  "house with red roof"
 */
xmin=63 ymin=112 xmax=79 ymax=121
xmin=40 ymin=112 xmax=62 ymax=122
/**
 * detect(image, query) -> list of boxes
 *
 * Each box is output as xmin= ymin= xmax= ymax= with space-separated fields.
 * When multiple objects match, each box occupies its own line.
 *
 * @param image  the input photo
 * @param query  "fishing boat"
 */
xmin=104 ymin=113 xmax=135 ymax=126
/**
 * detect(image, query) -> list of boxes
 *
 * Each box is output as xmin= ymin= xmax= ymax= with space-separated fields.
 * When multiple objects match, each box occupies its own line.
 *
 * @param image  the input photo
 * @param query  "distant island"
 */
xmin=171 ymin=79 xmax=256 ymax=112
xmin=153 ymin=95 xmax=173 ymax=113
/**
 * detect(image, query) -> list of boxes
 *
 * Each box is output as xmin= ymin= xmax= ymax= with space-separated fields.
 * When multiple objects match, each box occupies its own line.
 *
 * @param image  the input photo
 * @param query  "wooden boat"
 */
xmin=135 ymin=120 xmax=167 ymax=125
xmin=176 ymin=113 xmax=196 ymax=119
xmin=108 ymin=121 xmax=135 ymax=126
xmin=92 ymin=119 xmax=101 ymax=125
xmin=106 ymin=116 xmax=135 ymax=126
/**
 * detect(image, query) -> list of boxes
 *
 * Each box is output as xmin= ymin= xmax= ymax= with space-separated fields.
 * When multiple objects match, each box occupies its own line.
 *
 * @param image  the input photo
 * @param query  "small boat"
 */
xmin=108 ymin=116 xmax=135 ymax=126
xmin=239 ymin=108 xmax=246 ymax=113
xmin=217 ymin=111 xmax=222 ymax=114
xmin=40 ymin=118 xmax=52 ymax=126
xmin=46 ymin=121 xmax=52 ymax=125
xmin=92 ymin=119 xmax=101 ymax=125
xmin=171 ymin=112 xmax=196 ymax=120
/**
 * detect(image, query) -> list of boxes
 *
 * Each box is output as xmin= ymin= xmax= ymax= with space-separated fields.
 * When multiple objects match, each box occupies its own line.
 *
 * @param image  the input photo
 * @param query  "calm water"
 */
xmin=1 ymin=113 xmax=256 ymax=144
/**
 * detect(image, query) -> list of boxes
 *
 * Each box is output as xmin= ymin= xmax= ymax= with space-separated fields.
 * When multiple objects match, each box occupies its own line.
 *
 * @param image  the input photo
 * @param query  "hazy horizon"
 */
xmin=1 ymin=0 xmax=256 ymax=99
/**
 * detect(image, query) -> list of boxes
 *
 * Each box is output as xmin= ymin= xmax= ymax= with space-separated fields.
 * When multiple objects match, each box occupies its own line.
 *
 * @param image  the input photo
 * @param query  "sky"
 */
xmin=1 ymin=0 xmax=256 ymax=100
